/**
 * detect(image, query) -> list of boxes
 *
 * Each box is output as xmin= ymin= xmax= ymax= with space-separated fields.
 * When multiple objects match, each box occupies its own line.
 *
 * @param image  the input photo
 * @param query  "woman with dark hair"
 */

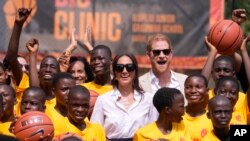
xmin=68 ymin=56 xmax=94 ymax=85
xmin=90 ymin=53 xmax=158 ymax=141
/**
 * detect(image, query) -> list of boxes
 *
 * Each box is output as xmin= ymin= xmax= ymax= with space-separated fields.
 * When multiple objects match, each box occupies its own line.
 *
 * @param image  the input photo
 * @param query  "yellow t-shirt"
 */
xmin=208 ymin=89 xmax=248 ymax=124
xmin=0 ymin=122 xmax=15 ymax=136
xmin=81 ymin=81 xmax=113 ymax=95
xmin=14 ymin=73 xmax=29 ymax=116
xmin=133 ymin=122 xmax=191 ymax=141
xmin=15 ymin=73 xmax=29 ymax=101
xmin=64 ymin=118 xmax=106 ymax=141
xmin=46 ymin=106 xmax=68 ymax=136
xmin=202 ymin=130 xmax=229 ymax=141
xmin=45 ymin=98 xmax=56 ymax=111
xmin=182 ymin=112 xmax=213 ymax=141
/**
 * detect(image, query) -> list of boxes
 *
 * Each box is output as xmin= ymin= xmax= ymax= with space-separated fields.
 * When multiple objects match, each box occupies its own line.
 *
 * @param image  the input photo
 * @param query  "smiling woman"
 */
xmin=90 ymin=53 xmax=158 ymax=140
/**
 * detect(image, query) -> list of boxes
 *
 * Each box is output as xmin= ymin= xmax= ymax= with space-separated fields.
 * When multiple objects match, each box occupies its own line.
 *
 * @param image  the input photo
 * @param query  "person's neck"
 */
xmin=156 ymin=115 xmax=173 ymax=135
xmin=94 ymin=73 xmax=111 ymax=86
xmin=41 ymin=83 xmax=55 ymax=100
xmin=54 ymin=104 xmax=67 ymax=117
xmin=213 ymin=127 xmax=230 ymax=140
xmin=153 ymin=69 xmax=171 ymax=87
xmin=186 ymin=103 xmax=207 ymax=117
xmin=118 ymin=85 xmax=134 ymax=97
xmin=1 ymin=112 xmax=15 ymax=122
xmin=68 ymin=117 xmax=86 ymax=131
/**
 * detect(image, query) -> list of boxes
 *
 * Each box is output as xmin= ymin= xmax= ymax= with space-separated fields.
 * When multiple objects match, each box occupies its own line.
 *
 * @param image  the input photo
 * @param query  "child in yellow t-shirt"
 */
xmin=183 ymin=74 xmax=213 ymax=141
xmin=133 ymin=87 xmax=191 ymax=141
xmin=63 ymin=85 xmax=106 ymax=141
xmin=203 ymin=95 xmax=232 ymax=141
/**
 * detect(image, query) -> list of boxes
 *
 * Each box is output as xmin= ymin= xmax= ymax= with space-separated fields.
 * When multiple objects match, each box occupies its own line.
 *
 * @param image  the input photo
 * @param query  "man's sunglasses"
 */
xmin=114 ymin=64 xmax=135 ymax=72
xmin=151 ymin=49 xmax=171 ymax=56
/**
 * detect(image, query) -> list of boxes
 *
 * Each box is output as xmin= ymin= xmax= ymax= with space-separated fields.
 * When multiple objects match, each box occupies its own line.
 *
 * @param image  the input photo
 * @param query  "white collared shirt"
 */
xmin=149 ymin=70 xmax=181 ymax=94
xmin=90 ymin=88 xmax=158 ymax=139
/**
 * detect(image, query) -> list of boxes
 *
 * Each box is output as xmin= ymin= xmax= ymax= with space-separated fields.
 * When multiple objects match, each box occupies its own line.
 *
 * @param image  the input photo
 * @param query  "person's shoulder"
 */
xmin=172 ymin=71 xmax=188 ymax=77
xmin=81 ymin=81 xmax=94 ymax=87
xmin=95 ymin=89 xmax=114 ymax=102
xmin=139 ymin=71 xmax=151 ymax=80
xmin=136 ymin=122 xmax=156 ymax=133
xmin=88 ymin=121 xmax=105 ymax=131
xmin=142 ymin=91 xmax=154 ymax=99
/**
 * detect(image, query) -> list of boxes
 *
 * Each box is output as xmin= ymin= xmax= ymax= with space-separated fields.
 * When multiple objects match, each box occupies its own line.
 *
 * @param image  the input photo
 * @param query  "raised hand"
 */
xmin=67 ymin=27 xmax=77 ymax=52
xmin=15 ymin=8 xmax=32 ymax=25
xmin=58 ymin=53 xmax=70 ymax=72
xmin=232 ymin=9 xmax=247 ymax=25
xmin=26 ymin=38 xmax=39 ymax=54
xmin=82 ymin=25 xmax=94 ymax=51
xmin=240 ymin=33 xmax=250 ymax=52
xmin=204 ymin=36 xmax=218 ymax=54
xmin=83 ymin=25 xmax=92 ymax=44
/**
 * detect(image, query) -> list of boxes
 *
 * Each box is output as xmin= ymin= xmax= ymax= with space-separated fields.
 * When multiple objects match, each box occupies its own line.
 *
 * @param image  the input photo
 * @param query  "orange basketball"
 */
xmin=88 ymin=90 xmax=99 ymax=118
xmin=208 ymin=19 xmax=243 ymax=55
xmin=13 ymin=111 xmax=54 ymax=141
xmin=53 ymin=132 xmax=82 ymax=141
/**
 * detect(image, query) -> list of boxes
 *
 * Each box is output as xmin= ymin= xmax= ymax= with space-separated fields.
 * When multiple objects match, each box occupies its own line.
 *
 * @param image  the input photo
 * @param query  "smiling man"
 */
xmin=139 ymin=34 xmax=187 ymax=99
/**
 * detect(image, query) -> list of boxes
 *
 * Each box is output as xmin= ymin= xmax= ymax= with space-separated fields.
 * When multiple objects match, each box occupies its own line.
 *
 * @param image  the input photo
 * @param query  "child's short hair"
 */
xmin=153 ymin=87 xmax=182 ymax=113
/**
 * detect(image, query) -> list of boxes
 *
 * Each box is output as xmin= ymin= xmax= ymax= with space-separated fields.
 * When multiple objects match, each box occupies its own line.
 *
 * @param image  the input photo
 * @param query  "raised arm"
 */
xmin=240 ymin=34 xmax=250 ymax=111
xmin=201 ymin=36 xmax=218 ymax=81
xmin=26 ymin=38 xmax=39 ymax=87
xmin=58 ymin=28 xmax=77 ymax=72
xmin=4 ymin=8 xmax=31 ymax=85
xmin=232 ymin=8 xmax=247 ymax=25
xmin=81 ymin=25 xmax=94 ymax=52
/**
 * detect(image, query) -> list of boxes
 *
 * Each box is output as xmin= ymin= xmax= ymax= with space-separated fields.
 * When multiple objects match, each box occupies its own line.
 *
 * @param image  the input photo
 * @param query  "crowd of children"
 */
xmin=0 ymin=7 xmax=249 ymax=141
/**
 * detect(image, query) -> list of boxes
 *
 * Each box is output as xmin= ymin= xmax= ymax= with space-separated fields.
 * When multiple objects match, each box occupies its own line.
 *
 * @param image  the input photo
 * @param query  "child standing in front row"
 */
xmin=133 ymin=87 xmax=191 ymax=141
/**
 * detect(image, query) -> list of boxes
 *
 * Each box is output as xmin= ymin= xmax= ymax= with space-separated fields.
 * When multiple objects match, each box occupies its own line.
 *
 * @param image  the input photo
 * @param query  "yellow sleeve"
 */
xmin=16 ymin=73 xmax=29 ymax=101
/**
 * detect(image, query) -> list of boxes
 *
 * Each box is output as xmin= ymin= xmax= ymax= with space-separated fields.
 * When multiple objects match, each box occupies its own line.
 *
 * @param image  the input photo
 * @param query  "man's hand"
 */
xmin=15 ymin=8 xmax=32 ymax=25
xmin=26 ymin=38 xmax=39 ymax=53
xmin=232 ymin=9 xmax=247 ymax=25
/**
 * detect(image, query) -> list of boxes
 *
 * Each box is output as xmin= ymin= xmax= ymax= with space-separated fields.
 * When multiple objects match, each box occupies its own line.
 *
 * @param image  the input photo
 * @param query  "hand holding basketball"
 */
xmin=208 ymin=19 xmax=243 ymax=55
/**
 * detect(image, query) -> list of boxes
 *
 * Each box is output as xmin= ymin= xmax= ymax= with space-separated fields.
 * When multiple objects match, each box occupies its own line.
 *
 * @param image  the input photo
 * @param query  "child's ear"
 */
xmin=207 ymin=112 xmax=211 ymax=119
xmin=164 ymin=106 xmax=170 ymax=114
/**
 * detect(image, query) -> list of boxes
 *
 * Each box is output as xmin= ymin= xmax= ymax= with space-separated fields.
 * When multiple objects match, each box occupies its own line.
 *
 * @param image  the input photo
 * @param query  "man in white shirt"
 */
xmin=139 ymin=34 xmax=187 ymax=100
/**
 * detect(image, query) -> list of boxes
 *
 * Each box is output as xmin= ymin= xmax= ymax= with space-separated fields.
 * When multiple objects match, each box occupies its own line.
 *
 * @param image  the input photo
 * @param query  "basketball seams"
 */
xmin=219 ymin=23 xmax=242 ymax=53
xmin=208 ymin=21 xmax=222 ymax=45
xmin=217 ymin=21 xmax=234 ymax=52
xmin=208 ymin=19 xmax=243 ymax=55
xmin=226 ymin=25 xmax=242 ymax=52
xmin=14 ymin=123 xmax=53 ymax=134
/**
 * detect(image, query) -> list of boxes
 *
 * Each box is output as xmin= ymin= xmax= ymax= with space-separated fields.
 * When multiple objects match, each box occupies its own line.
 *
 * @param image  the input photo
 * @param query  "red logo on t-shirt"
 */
xmin=236 ymin=115 xmax=242 ymax=121
xmin=201 ymin=128 xmax=208 ymax=137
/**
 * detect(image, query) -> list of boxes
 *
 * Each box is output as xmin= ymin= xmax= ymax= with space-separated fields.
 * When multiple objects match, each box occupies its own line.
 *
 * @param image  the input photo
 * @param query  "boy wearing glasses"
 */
xmin=139 ymin=34 xmax=187 ymax=101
